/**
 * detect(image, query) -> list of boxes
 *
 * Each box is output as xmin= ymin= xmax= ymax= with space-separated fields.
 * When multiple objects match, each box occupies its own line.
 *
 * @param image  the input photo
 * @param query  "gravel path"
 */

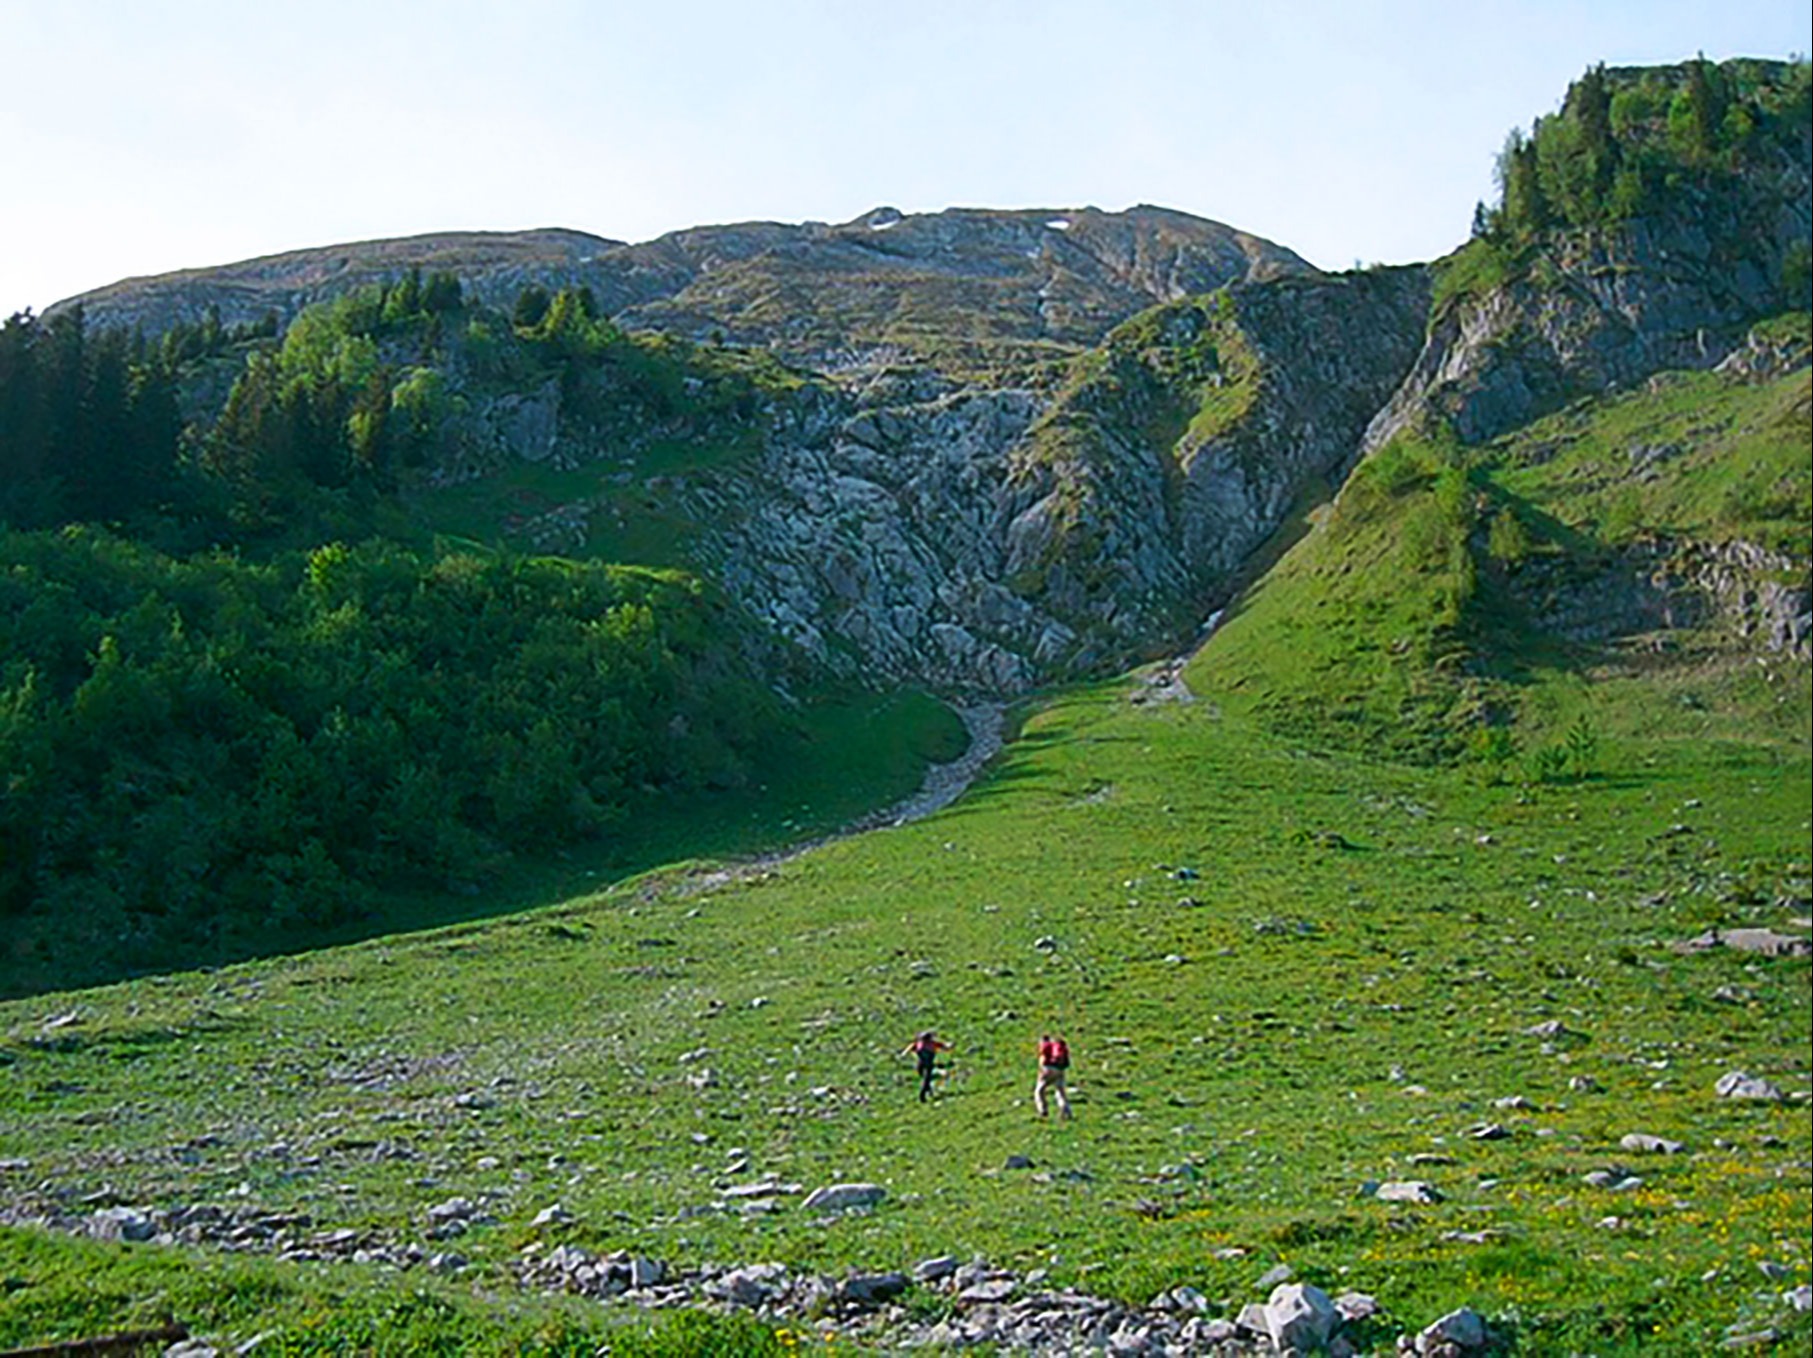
xmin=679 ymin=702 xmax=1006 ymax=895
xmin=854 ymin=702 xmax=1006 ymax=830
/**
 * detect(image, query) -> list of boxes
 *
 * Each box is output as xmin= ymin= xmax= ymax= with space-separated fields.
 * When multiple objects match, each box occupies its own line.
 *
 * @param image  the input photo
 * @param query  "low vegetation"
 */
xmin=1 ymin=638 xmax=1806 ymax=1350
xmin=1196 ymin=323 xmax=1810 ymax=765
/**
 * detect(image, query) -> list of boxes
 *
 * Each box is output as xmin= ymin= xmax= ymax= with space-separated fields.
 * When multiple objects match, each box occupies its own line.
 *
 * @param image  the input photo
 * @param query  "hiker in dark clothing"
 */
xmin=902 ymin=1030 xmax=951 ymax=1102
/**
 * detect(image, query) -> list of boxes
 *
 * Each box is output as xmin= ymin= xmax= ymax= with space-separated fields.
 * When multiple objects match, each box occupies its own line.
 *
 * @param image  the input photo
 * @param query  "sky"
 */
xmin=2 ymin=0 xmax=1808 ymax=319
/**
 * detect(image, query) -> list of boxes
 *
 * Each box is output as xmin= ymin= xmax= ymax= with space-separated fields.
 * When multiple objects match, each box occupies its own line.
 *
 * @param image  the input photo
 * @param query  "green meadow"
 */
xmin=2 ymin=658 xmax=1808 ymax=1350
xmin=1 ymin=345 xmax=1808 ymax=1354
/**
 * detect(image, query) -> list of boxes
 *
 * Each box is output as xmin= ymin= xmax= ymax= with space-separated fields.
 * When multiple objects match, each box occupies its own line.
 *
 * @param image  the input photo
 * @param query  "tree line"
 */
xmin=1476 ymin=57 xmax=1812 ymax=247
xmin=0 ymin=271 xmax=817 ymax=994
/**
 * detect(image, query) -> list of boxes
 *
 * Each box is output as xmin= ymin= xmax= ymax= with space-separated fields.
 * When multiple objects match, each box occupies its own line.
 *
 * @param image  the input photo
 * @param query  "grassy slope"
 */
xmin=1195 ymin=336 xmax=1812 ymax=765
xmin=2 ymin=349 xmax=1809 ymax=1354
xmin=2 ymin=678 xmax=1807 ymax=1351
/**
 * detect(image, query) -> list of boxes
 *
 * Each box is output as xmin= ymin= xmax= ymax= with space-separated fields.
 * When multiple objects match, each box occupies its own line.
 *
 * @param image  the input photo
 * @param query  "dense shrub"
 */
xmin=0 ymin=529 xmax=786 ymax=989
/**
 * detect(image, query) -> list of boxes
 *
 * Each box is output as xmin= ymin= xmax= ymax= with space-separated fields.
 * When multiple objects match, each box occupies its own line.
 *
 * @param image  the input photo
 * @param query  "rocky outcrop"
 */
xmin=646 ymin=266 xmax=1432 ymax=692
xmin=1365 ymin=145 xmax=1812 ymax=452
xmin=1510 ymin=536 xmax=1811 ymax=660
xmin=992 ymin=267 xmax=1434 ymax=673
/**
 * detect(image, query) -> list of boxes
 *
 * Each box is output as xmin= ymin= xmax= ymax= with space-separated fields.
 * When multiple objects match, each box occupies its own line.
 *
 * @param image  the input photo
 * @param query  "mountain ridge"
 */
xmin=47 ymin=205 xmax=1315 ymax=378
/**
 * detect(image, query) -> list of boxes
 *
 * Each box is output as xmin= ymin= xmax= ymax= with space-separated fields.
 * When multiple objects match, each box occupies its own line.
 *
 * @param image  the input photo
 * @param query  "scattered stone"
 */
xmin=801 ymin=1182 xmax=885 ymax=1213
xmin=89 ymin=1206 xmax=156 ymax=1242
xmin=546 ymin=1243 xmax=591 ymax=1274
xmin=711 ymin=1262 xmax=789 ymax=1307
xmin=1336 ymin=1291 xmax=1380 ymax=1323
xmin=1492 ymin=1095 xmax=1536 ymax=1111
xmin=1756 ymin=1260 xmax=1791 ymax=1281
xmin=1033 ymin=936 xmax=1059 ymax=952
xmin=1003 ymin=1154 xmax=1034 ymax=1170
xmin=1785 ymin=1284 xmax=1811 ymax=1312
xmin=1234 ymin=1302 xmax=1272 ymax=1337
xmin=1418 ymin=1305 xmax=1488 ymax=1351
xmin=1157 ymin=1284 xmax=1210 ymax=1314
xmin=1256 ymin=1261 xmax=1294 ymax=1288
xmin=1465 ymin=1122 xmax=1512 ymax=1141
xmin=914 ymin=1254 xmax=959 ymax=1282
xmin=1568 ymin=1075 xmax=1603 ymax=1093
xmin=1583 ymin=1168 xmax=1644 ymax=1191
xmin=1716 ymin=1071 xmax=1784 ymax=1101
xmin=838 ymin=1271 xmax=909 ymax=1306
xmin=1407 ymin=1153 xmax=1457 ymax=1166
xmin=1674 ymin=928 xmax=1811 ymax=958
xmin=1375 ymin=1180 xmax=1443 ymax=1204
xmin=530 ymin=1203 xmax=573 ymax=1227
xmin=1265 ymin=1282 xmax=1338 ymax=1352
xmin=1522 ymin=1019 xmax=1583 ymax=1041
xmin=1619 ymin=1133 xmax=1685 ymax=1154
xmin=957 ymin=1277 xmax=1018 ymax=1304
xmin=426 ymin=1197 xmax=479 ymax=1223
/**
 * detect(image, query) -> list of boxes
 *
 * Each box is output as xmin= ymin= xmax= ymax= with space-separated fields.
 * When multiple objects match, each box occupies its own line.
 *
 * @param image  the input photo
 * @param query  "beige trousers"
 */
xmin=1034 ymin=1064 xmax=1071 ymax=1118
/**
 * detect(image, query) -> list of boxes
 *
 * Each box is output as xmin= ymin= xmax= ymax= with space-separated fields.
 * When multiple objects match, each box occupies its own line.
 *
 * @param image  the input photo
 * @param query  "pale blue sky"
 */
xmin=2 ymin=1 xmax=1807 ymax=318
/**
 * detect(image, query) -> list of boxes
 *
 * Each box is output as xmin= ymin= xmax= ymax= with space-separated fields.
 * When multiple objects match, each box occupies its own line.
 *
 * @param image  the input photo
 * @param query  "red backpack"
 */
xmin=1045 ymin=1038 xmax=1070 ymax=1068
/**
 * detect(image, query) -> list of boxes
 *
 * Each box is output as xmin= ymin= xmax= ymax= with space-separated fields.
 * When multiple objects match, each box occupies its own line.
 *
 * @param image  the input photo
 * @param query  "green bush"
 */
xmin=0 ymin=530 xmax=787 ymax=992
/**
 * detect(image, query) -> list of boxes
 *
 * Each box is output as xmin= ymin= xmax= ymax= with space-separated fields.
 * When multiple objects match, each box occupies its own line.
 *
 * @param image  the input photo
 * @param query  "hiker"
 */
xmin=902 ymin=1030 xmax=951 ymax=1102
xmin=1034 ymin=1032 xmax=1072 ymax=1119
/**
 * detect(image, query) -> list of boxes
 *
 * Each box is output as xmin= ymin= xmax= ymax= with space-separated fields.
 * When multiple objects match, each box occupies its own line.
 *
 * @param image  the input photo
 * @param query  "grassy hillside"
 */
xmin=2 ymin=653 xmax=1807 ymax=1351
xmin=1192 ymin=323 xmax=1812 ymax=765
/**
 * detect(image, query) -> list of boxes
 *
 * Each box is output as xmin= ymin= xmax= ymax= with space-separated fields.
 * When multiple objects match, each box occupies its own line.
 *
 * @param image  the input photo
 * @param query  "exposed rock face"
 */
xmin=1365 ymin=146 xmax=1812 ymax=452
xmin=1509 ymin=535 xmax=1811 ymax=660
xmin=997 ymin=268 xmax=1433 ymax=667
xmin=670 ymin=266 xmax=1432 ymax=691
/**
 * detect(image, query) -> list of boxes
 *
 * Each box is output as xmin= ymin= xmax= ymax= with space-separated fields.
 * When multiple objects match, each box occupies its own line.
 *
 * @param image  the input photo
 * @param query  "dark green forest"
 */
xmin=0 ymin=536 xmax=786 ymax=980
xmin=0 ymin=279 xmax=817 ymax=995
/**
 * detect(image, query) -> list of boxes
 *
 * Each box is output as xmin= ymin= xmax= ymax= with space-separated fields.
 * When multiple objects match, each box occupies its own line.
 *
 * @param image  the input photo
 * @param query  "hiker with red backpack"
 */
xmin=902 ymin=1030 xmax=951 ymax=1103
xmin=1035 ymin=1033 xmax=1072 ymax=1119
